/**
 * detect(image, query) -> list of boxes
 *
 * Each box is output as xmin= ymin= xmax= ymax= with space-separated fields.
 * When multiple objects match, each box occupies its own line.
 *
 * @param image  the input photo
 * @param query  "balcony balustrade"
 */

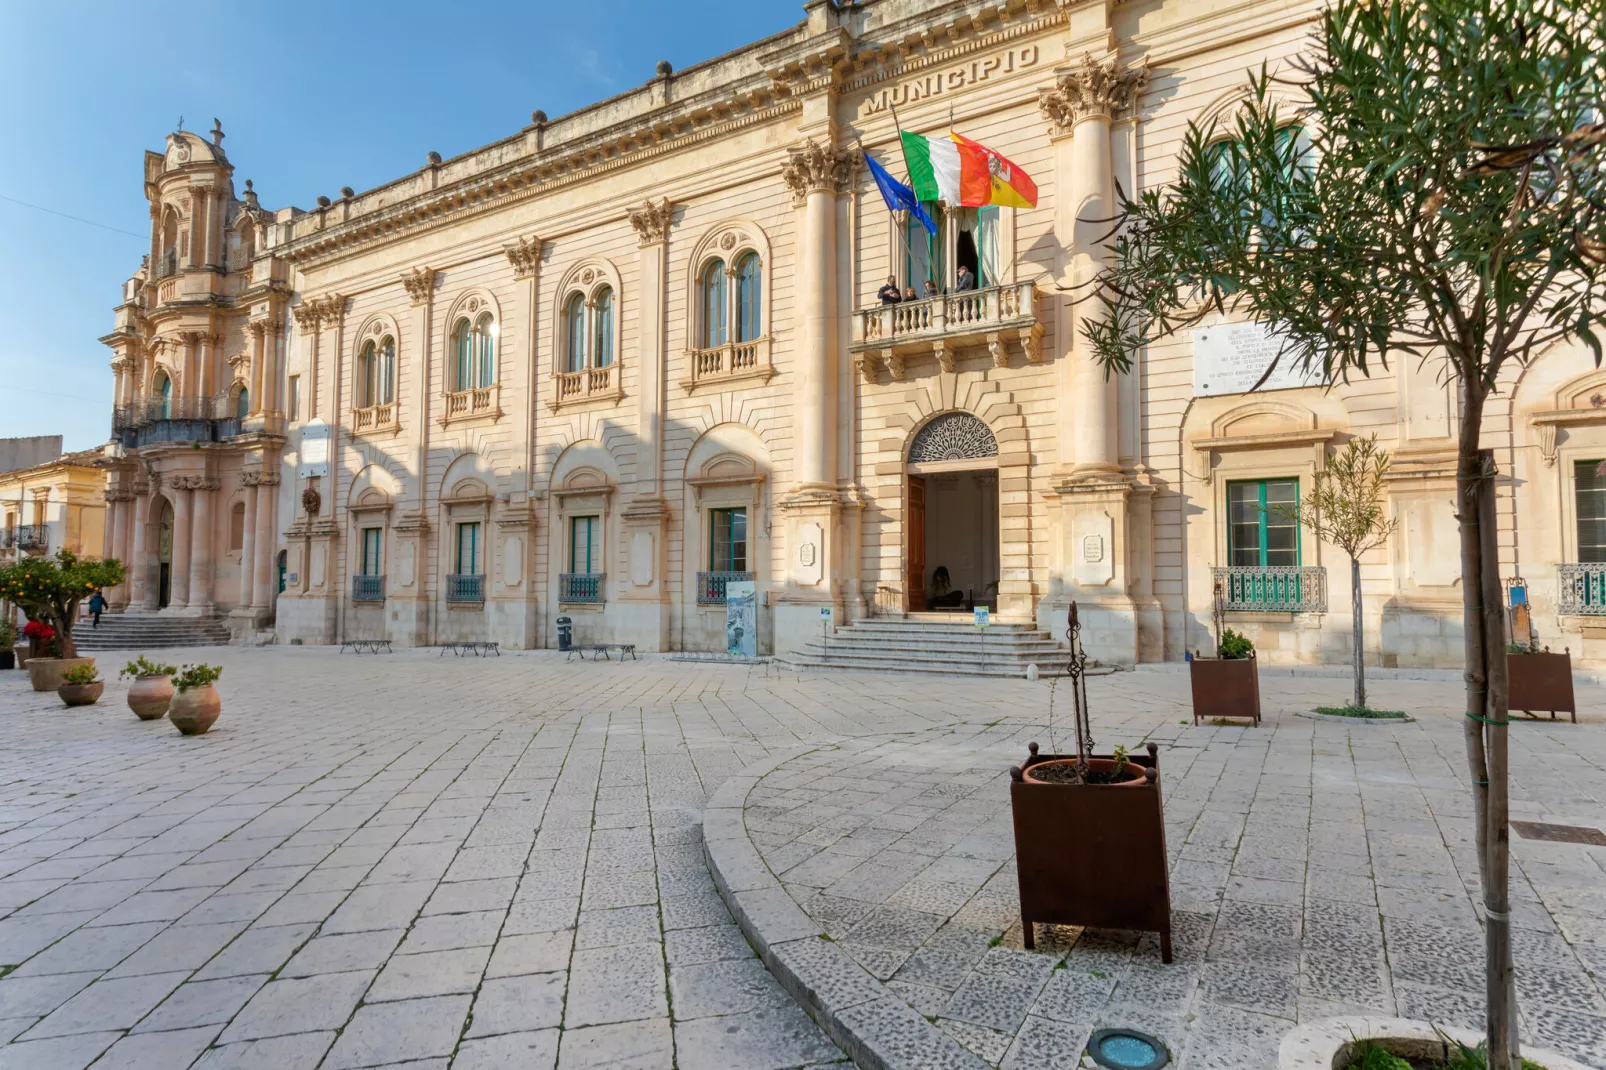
xmin=1558 ymin=563 xmax=1606 ymax=615
xmin=559 ymin=572 xmax=605 ymax=604
xmin=0 ymin=525 xmax=48 ymax=552
xmin=112 ymin=394 xmax=252 ymax=449
xmin=446 ymin=573 xmax=484 ymax=603
xmin=442 ymin=385 xmax=500 ymax=424
xmin=1211 ymin=566 xmax=1328 ymax=613
xmin=682 ymin=339 xmax=772 ymax=393
xmin=551 ymin=364 xmax=621 ymax=410
xmin=352 ymin=575 xmax=386 ymax=602
xmin=851 ymin=282 xmax=1041 ymax=380
xmin=352 ymin=403 xmax=398 ymax=434
xmin=696 ymin=570 xmax=755 ymax=605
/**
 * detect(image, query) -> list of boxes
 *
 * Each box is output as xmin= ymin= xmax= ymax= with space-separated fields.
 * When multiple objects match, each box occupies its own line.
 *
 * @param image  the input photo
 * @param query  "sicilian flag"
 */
xmin=899 ymin=130 xmax=1038 ymax=209
xmin=863 ymin=151 xmax=938 ymax=235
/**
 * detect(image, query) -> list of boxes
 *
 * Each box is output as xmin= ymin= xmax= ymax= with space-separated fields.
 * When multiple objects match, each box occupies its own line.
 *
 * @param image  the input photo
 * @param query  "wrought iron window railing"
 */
xmin=1557 ymin=563 xmax=1606 ymax=615
xmin=559 ymin=572 xmax=605 ymax=604
xmin=696 ymin=570 xmax=754 ymax=605
xmin=446 ymin=573 xmax=484 ymax=603
xmin=352 ymin=575 xmax=385 ymax=602
xmin=112 ymin=394 xmax=250 ymax=448
xmin=1212 ymin=565 xmax=1328 ymax=613
xmin=0 ymin=525 xmax=48 ymax=551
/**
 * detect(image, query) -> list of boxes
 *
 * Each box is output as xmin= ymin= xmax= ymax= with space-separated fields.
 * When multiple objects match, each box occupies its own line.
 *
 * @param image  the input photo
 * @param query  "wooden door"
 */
xmin=907 ymin=476 xmax=926 ymax=612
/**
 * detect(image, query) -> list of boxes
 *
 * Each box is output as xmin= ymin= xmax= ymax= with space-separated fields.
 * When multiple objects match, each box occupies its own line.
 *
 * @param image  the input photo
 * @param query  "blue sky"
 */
xmin=0 ymin=0 xmax=802 ymax=453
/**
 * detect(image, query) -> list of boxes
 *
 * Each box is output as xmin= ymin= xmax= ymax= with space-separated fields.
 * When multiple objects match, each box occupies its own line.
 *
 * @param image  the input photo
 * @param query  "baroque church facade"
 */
xmin=96 ymin=0 xmax=1606 ymax=667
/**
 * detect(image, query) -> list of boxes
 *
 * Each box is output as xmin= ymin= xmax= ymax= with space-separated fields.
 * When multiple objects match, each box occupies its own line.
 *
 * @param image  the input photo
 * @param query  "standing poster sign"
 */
xmin=974 ymin=606 xmax=990 ymax=630
xmin=725 ymin=581 xmax=756 ymax=658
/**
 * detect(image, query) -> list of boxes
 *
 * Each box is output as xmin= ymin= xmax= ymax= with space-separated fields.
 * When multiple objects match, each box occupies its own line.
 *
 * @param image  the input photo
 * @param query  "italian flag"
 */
xmin=899 ymin=130 xmax=1038 ymax=209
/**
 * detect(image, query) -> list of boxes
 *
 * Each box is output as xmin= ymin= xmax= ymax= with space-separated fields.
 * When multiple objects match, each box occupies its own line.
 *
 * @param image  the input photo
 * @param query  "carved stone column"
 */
xmin=239 ymin=484 xmax=258 ymax=609
xmin=293 ymin=303 xmax=322 ymax=419
xmin=104 ymin=488 xmax=134 ymax=608
xmin=251 ymin=473 xmax=279 ymax=611
xmin=774 ymin=137 xmax=859 ymax=653
xmin=169 ymin=486 xmax=193 ymax=610
xmin=1038 ymin=55 xmax=1153 ymax=664
xmin=248 ymin=321 xmax=267 ymax=417
xmin=401 ymin=270 xmax=436 ymax=513
xmin=129 ymin=484 xmax=152 ymax=611
xmin=186 ymin=476 xmax=219 ymax=615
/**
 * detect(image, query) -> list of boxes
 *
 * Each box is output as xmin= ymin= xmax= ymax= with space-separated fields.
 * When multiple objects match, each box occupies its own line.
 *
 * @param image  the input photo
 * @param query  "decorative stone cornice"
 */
xmin=781 ymin=138 xmax=858 ymax=205
xmin=627 ymin=200 xmax=674 ymax=247
xmin=504 ymin=237 xmax=543 ymax=279
xmin=402 ymin=268 xmax=437 ymax=305
xmin=1038 ymin=54 xmax=1150 ymax=134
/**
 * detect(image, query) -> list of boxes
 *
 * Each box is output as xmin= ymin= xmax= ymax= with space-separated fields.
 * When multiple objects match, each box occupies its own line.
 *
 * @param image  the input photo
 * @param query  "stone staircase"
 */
xmin=71 ymin=613 xmax=231 ymax=652
xmin=781 ymin=617 xmax=1073 ymax=678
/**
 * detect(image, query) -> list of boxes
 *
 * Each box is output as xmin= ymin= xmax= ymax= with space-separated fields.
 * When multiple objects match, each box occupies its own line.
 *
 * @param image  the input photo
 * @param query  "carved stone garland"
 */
xmin=909 ymin=412 xmax=999 ymax=464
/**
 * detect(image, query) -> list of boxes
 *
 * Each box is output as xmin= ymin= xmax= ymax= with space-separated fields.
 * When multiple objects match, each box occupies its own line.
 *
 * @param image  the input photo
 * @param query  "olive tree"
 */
xmin=1081 ymin=0 xmax=1605 ymax=1061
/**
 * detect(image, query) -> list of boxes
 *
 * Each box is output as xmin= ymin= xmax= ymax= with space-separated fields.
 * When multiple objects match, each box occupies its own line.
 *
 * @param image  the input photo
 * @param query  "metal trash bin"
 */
xmin=556 ymin=616 xmax=573 ymax=652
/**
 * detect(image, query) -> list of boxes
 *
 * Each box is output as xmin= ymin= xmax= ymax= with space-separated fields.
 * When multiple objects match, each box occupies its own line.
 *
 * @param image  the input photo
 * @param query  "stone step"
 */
xmin=73 ymin=616 xmax=230 ymax=651
xmin=782 ymin=654 xmax=1063 ymax=678
xmin=800 ymin=637 xmax=1068 ymax=657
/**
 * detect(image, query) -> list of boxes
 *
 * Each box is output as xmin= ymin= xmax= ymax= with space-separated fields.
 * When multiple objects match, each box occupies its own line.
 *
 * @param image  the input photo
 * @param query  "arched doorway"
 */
xmin=906 ymin=412 xmax=1000 ymax=613
xmin=157 ymin=499 xmax=174 ymax=608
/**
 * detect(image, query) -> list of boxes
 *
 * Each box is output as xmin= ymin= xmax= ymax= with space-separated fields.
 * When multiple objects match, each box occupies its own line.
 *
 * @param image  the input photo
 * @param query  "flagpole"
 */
xmin=885 ymin=103 xmax=934 ymax=292
xmin=857 ymin=134 xmax=919 ymax=293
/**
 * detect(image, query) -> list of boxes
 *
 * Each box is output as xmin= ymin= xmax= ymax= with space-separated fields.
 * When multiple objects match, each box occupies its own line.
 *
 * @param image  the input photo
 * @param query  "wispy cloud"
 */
xmin=570 ymin=43 xmax=620 ymax=91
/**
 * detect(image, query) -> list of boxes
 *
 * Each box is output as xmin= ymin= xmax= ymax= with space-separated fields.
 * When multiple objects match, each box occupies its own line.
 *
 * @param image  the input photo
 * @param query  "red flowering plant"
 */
xmin=21 ymin=621 xmax=56 ymax=657
xmin=0 ymin=552 xmax=125 ymax=660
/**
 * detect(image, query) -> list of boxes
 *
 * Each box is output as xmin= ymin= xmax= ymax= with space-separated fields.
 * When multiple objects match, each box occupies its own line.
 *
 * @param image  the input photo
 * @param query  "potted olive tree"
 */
xmin=0 ymin=552 xmax=125 ymax=691
xmin=168 ymin=663 xmax=224 ymax=735
xmin=1010 ymin=603 xmax=1173 ymax=961
xmin=120 ymin=656 xmax=179 ymax=721
xmin=1189 ymin=624 xmax=1260 ymax=725
xmin=57 ymin=664 xmax=104 ymax=707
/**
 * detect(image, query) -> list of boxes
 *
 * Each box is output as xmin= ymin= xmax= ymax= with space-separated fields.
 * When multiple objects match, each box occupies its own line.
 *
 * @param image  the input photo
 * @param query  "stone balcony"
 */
xmin=440 ymin=385 xmax=502 ymax=426
xmin=850 ymin=281 xmax=1042 ymax=381
xmin=549 ymin=363 xmax=622 ymax=411
xmin=351 ymin=403 xmax=399 ymax=436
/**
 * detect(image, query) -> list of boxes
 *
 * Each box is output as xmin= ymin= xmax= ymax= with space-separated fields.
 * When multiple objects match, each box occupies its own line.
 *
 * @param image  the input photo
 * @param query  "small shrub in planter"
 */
xmin=1190 ymin=630 xmax=1260 ymax=725
xmin=168 ymin=663 xmax=224 ymax=736
xmin=58 ymin=664 xmax=104 ymax=707
xmin=121 ymin=656 xmax=179 ymax=721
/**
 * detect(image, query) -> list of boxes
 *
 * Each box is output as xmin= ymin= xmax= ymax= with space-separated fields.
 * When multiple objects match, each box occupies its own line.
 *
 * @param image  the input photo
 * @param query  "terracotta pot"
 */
xmin=1022 ymin=757 xmax=1148 ymax=787
xmin=168 ymin=684 xmax=221 ymax=735
xmin=58 ymin=680 xmax=105 ymax=707
xmin=27 ymin=657 xmax=95 ymax=693
xmin=127 ymin=675 xmax=176 ymax=720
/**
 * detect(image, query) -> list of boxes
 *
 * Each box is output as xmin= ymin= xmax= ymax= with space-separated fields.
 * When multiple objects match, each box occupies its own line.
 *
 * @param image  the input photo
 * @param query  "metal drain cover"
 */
xmin=1512 ymin=821 xmax=1606 ymax=846
xmin=1087 ymin=1028 xmax=1169 ymax=1070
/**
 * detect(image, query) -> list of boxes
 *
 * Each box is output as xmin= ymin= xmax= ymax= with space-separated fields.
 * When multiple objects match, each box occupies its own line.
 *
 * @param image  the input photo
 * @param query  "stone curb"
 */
xmin=1277 ymin=1016 xmax=1601 ymax=1070
xmin=1136 ymin=662 xmax=1606 ymax=686
xmin=704 ymin=748 xmax=990 ymax=1070
xmin=1295 ymin=710 xmax=1416 ymax=725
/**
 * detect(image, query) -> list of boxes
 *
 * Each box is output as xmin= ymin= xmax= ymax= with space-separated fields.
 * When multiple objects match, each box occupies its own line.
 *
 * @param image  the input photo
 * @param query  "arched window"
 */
xmin=736 ymin=253 xmax=762 ymax=343
xmin=592 ymin=287 xmax=614 ymax=368
xmin=380 ymin=335 xmax=395 ymax=403
xmin=700 ymin=260 xmax=727 ymax=348
xmin=235 ymin=386 xmax=249 ymax=421
xmin=452 ymin=318 xmax=473 ymax=391
xmin=564 ymin=293 xmax=587 ymax=372
xmin=156 ymin=372 xmax=173 ymax=419
xmin=360 ymin=341 xmax=378 ymax=407
xmin=474 ymin=313 xmax=496 ymax=388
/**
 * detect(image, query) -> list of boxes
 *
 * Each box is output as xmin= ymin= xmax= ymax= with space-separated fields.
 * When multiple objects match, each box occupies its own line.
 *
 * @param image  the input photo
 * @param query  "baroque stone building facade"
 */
xmin=97 ymin=0 xmax=1606 ymax=667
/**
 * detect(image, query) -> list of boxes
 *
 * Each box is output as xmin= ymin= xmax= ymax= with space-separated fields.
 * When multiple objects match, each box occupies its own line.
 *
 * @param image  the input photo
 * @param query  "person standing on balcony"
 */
xmin=904 ymin=286 xmax=918 ymax=302
xmin=955 ymin=264 xmax=977 ymax=292
xmin=923 ymin=280 xmax=939 ymax=299
xmin=877 ymin=276 xmax=902 ymax=305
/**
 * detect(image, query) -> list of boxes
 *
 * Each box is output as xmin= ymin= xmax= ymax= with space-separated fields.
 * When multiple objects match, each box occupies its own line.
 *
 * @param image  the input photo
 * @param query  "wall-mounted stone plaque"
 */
xmin=1193 ymin=321 xmax=1325 ymax=397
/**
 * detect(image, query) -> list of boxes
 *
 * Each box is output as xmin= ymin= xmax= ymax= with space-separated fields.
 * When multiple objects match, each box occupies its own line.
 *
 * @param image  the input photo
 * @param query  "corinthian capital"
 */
xmin=1038 ymin=54 xmax=1150 ymax=133
xmin=402 ymin=268 xmax=437 ymax=305
xmin=627 ymin=200 xmax=674 ymax=247
xmin=314 ymin=294 xmax=348 ymax=323
xmin=781 ymin=137 xmax=858 ymax=205
xmin=504 ymin=236 xmax=543 ymax=279
xmin=292 ymin=303 xmax=321 ymax=331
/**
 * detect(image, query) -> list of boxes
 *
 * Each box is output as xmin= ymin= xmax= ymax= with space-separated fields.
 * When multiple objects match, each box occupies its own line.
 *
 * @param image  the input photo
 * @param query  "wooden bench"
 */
xmin=438 ymin=641 xmax=500 ymax=657
xmin=340 ymin=639 xmax=393 ymax=654
xmin=565 ymin=643 xmax=638 ymax=662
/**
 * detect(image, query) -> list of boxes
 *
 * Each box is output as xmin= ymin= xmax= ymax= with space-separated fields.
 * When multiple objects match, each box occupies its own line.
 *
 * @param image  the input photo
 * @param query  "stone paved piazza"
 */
xmin=0 ymin=649 xmax=1601 ymax=1069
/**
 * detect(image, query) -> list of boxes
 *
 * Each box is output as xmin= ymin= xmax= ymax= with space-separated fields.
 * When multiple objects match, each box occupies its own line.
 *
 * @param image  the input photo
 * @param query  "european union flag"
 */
xmin=863 ymin=151 xmax=937 ymax=235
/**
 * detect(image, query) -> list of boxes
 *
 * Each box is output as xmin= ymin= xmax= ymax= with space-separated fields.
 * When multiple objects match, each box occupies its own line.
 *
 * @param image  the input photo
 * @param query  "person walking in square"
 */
xmin=88 ymin=590 xmax=106 ymax=628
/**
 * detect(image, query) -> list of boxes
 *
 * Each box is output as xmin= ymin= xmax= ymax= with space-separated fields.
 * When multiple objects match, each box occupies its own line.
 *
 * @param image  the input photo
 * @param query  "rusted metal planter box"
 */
xmin=1189 ymin=653 xmax=1260 ymax=725
xmin=1009 ymin=742 xmax=1173 ymax=962
xmin=1508 ymin=650 xmax=1576 ymax=723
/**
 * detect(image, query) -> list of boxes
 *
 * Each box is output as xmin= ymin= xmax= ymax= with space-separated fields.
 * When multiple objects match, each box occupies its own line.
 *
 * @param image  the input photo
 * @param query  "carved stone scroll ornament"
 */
xmin=103 ymin=488 xmax=137 ymax=503
xmin=627 ymin=200 xmax=674 ymax=247
xmin=781 ymin=138 xmax=859 ymax=206
xmin=1038 ymin=53 xmax=1151 ymax=134
xmin=241 ymin=470 xmax=281 ymax=488
xmin=504 ymin=236 xmax=543 ymax=279
xmin=169 ymin=475 xmax=221 ymax=492
xmin=400 ymin=267 xmax=437 ymax=305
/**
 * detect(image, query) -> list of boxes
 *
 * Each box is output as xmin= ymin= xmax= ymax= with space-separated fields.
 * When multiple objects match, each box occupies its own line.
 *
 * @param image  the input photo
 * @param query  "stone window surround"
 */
xmin=440 ymin=481 xmax=493 ymax=608
xmin=347 ymin=493 xmax=393 ymax=599
xmin=351 ymin=315 xmax=402 ymax=436
xmin=879 ymin=200 xmax=1017 ymax=297
xmin=683 ymin=221 xmax=775 ymax=394
xmin=438 ymin=292 xmax=503 ymax=427
xmin=552 ymin=476 xmax=615 ymax=608
xmin=550 ymin=259 xmax=624 ymax=411
xmin=687 ymin=462 xmax=766 ymax=611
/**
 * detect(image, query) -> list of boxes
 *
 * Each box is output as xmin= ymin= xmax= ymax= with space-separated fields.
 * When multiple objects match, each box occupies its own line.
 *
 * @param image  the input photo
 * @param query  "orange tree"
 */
xmin=0 ymin=551 xmax=125 ymax=660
